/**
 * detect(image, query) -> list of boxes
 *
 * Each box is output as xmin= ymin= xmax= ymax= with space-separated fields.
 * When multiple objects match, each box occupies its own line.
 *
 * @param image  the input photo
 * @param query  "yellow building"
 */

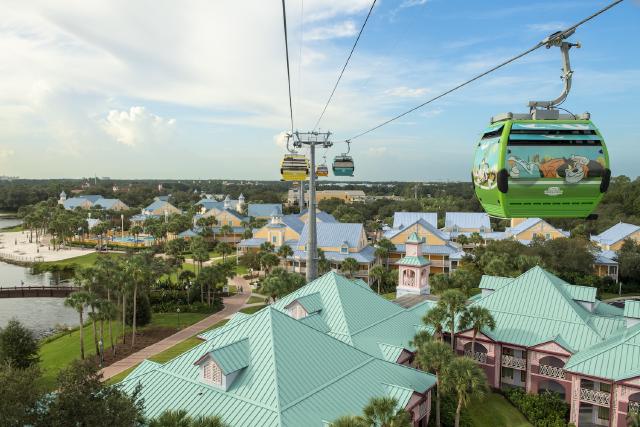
xmin=383 ymin=216 xmax=464 ymax=275
xmin=591 ymin=222 xmax=640 ymax=252
xmin=287 ymin=189 xmax=366 ymax=205
xmin=505 ymin=218 xmax=569 ymax=243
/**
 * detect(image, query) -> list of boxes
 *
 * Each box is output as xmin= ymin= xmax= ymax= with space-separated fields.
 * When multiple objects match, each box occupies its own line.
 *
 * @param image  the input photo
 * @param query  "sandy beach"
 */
xmin=0 ymin=231 xmax=95 ymax=263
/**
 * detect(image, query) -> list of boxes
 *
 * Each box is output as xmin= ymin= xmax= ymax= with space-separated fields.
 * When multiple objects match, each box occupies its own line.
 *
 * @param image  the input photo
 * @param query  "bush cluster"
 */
xmin=503 ymin=387 xmax=569 ymax=427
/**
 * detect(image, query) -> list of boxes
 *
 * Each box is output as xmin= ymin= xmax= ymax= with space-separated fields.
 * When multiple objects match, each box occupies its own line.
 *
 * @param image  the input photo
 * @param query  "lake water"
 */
xmin=0 ymin=219 xmax=80 ymax=334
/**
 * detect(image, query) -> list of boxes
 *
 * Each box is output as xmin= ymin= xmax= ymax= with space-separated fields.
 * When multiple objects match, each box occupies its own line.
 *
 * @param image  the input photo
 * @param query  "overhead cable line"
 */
xmin=281 ymin=0 xmax=295 ymax=136
xmin=313 ymin=0 xmax=378 ymax=131
xmin=345 ymin=0 xmax=625 ymax=142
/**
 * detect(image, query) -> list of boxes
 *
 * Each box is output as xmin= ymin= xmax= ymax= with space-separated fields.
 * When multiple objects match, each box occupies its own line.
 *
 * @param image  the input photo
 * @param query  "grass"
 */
xmin=381 ymin=292 xmax=395 ymax=300
xmin=600 ymin=291 xmax=640 ymax=301
xmin=246 ymin=295 xmax=266 ymax=304
xmin=465 ymin=393 xmax=532 ymax=427
xmin=0 ymin=224 xmax=23 ymax=232
xmin=106 ymin=319 xmax=231 ymax=386
xmin=35 ymin=252 xmax=123 ymax=271
xmin=240 ymin=304 xmax=266 ymax=314
xmin=39 ymin=311 xmax=209 ymax=390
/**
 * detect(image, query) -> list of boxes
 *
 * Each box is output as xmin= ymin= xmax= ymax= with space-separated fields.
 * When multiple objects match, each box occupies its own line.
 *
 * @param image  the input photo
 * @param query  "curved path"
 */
xmin=100 ymin=276 xmax=251 ymax=380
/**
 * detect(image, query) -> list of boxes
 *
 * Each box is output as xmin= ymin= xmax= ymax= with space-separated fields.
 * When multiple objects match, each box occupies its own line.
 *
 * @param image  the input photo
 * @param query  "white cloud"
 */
xmin=527 ymin=22 xmax=568 ymax=33
xmin=400 ymin=0 xmax=429 ymax=8
xmin=103 ymin=107 xmax=175 ymax=146
xmin=273 ymin=131 xmax=291 ymax=149
xmin=420 ymin=108 xmax=443 ymax=118
xmin=305 ymin=21 xmax=357 ymax=41
xmin=385 ymin=86 xmax=430 ymax=98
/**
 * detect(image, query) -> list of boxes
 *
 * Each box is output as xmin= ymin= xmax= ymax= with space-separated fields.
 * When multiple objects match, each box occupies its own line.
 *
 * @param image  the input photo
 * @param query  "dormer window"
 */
xmin=288 ymin=302 xmax=308 ymax=319
xmin=340 ymin=244 xmax=349 ymax=254
xmin=202 ymin=360 xmax=222 ymax=386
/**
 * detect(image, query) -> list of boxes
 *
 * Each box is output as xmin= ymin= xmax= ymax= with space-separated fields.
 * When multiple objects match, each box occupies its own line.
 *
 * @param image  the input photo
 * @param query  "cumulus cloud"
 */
xmin=103 ymin=107 xmax=175 ymax=146
xmin=273 ymin=131 xmax=291 ymax=149
xmin=305 ymin=21 xmax=357 ymax=41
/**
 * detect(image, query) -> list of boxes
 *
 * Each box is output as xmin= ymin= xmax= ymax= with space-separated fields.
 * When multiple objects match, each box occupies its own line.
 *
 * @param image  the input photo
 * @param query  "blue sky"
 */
xmin=0 ymin=0 xmax=638 ymax=181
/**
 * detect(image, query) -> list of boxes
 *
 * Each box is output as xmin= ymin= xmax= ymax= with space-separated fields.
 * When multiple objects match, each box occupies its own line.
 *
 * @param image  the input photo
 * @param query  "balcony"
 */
xmin=464 ymin=350 xmax=488 ymax=364
xmin=580 ymin=388 xmax=611 ymax=407
xmin=629 ymin=401 xmax=639 ymax=414
xmin=538 ymin=364 xmax=566 ymax=380
xmin=501 ymin=355 xmax=527 ymax=370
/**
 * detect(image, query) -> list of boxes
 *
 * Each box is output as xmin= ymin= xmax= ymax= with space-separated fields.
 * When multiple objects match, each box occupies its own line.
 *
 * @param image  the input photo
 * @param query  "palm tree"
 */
xmin=64 ymin=291 xmax=90 ymax=359
xmin=98 ymin=299 xmax=118 ymax=356
xmin=437 ymin=289 xmax=468 ymax=350
xmin=331 ymin=416 xmax=366 ymax=427
xmin=191 ymin=415 xmax=229 ymax=427
xmin=369 ymin=265 xmax=387 ymax=294
xmin=277 ymin=244 xmax=293 ymax=264
xmin=340 ymin=258 xmax=359 ymax=279
xmin=260 ymin=252 xmax=280 ymax=275
xmin=422 ymin=305 xmax=448 ymax=342
xmin=459 ymin=306 xmax=496 ymax=356
xmin=415 ymin=341 xmax=454 ymax=427
xmin=374 ymin=238 xmax=396 ymax=268
xmin=130 ymin=225 xmax=143 ymax=242
xmin=219 ymin=224 xmax=233 ymax=242
xmin=218 ymin=242 xmax=233 ymax=262
xmin=260 ymin=241 xmax=275 ymax=253
xmin=361 ymin=396 xmax=411 ymax=427
xmin=318 ymin=249 xmax=331 ymax=275
xmin=443 ymin=357 xmax=489 ymax=427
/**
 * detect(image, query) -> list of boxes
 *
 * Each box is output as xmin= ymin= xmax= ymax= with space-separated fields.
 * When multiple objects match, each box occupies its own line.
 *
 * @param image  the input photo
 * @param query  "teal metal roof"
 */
xmin=384 ymin=383 xmax=414 ymax=409
xmin=565 ymin=284 xmax=597 ymax=303
xmin=625 ymin=301 xmax=640 ymax=319
xmin=119 ymin=306 xmax=435 ymax=426
xmin=295 ymin=292 xmax=323 ymax=314
xmin=464 ymin=267 xmax=626 ymax=352
xmin=205 ymin=338 xmax=250 ymax=375
xmin=378 ymin=343 xmax=405 ymax=363
xmin=565 ymin=323 xmax=640 ymax=381
xmin=126 ymin=360 xmax=161 ymax=381
xmin=406 ymin=232 xmax=423 ymax=244
xmin=478 ymin=275 xmax=513 ymax=290
xmin=396 ymin=255 xmax=430 ymax=266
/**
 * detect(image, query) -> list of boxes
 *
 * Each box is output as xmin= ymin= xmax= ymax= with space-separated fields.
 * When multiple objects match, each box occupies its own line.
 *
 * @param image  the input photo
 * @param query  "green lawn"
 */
xmin=382 ymin=292 xmax=395 ymax=300
xmin=106 ymin=319 xmax=230 ymax=386
xmin=240 ymin=304 xmax=266 ymax=314
xmin=600 ymin=291 xmax=639 ymax=301
xmin=0 ymin=224 xmax=23 ymax=232
xmin=39 ymin=311 xmax=209 ymax=390
xmin=36 ymin=252 xmax=123 ymax=271
xmin=246 ymin=295 xmax=266 ymax=304
xmin=465 ymin=393 xmax=532 ymax=427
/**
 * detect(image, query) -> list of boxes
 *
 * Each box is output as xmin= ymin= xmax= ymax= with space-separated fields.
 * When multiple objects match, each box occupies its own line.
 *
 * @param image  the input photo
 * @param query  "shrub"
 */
xmin=0 ymin=319 xmax=39 ymax=368
xmin=125 ymin=292 xmax=152 ymax=327
xmin=503 ymin=387 xmax=569 ymax=427
xmin=428 ymin=392 xmax=472 ymax=427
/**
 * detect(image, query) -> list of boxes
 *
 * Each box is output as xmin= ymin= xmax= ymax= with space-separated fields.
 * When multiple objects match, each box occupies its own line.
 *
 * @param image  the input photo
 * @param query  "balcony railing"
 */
xmin=629 ymin=401 xmax=639 ymax=414
xmin=580 ymin=388 xmax=611 ymax=407
xmin=538 ymin=364 xmax=566 ymax=380
xmin=501 ymin=355 xmax=527 ymax=370
xmin=464 ymin=350 xmax=488 ymax=364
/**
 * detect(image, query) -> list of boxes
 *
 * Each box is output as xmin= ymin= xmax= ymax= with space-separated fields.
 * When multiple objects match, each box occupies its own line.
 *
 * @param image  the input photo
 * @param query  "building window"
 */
xmin=288 ymin=303 xmax=307 ymax=320
xmin=502 ymin=367 xmax=514 ymax=379
xmin=520 ymin=370 xmax=526 ymax=383
xmin=545 ymin=233 xmax=551 ymax=239
xmin=272 ymin=235 xmax=277 ymax=243
xmin=597 ymin=406 xmax=610 ymax=421
xmin=203 ymin=360 xmax=222 ymax=386
xmin=228 ymin=221 xmax=233 ymax=226
xmin=340 ymin=245 xmax=348 ymax=254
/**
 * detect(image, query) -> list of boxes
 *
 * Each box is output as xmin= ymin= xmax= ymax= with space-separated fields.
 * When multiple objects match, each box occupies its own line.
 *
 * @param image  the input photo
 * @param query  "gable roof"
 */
xmin=145 ymin=199 xmax=175 ymax=212
xmin=625 ymin=301 xmax=640 ymax=319
xmin=78 ymin=194 xmax=103 ymax=203
xmin=385 ymin=218 xmax=449 ymax=242
xmin=392 ymin=212 xmax=437 ymax=229
xmin=467 ymin=266 xmax=625 ymax=352
xmin=298 ymin=223 xmax=364 ymax=248
xmin=281 ymin=215 xmax=305 ymax=234
xmin=248 ymin=204 xmax=282 ymax=218
xmin=63 ymin=197 xmax=92 ymax=210
xmin=565 ymin=323 xmax=640 ymax=381
xmin=445 ymin=212 xmax=490 ymax=230
xmin=591 ymin=222 xmax=640 ymax=246
xmin=93 ymin=198 xmax=126 ymax=210
xmin=506 ymin=218 xmax=569 ymax=238
xmin=196 ymin=199 xmax=225 ymax=211
xmin=272 ymin=272 xmax=424 ymax=360
xmin=120 ymin=306 xmax=435 ymax=426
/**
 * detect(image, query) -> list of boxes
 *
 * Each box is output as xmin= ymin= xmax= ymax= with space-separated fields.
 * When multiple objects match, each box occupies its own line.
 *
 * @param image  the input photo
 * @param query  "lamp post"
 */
xmin=121 ymin=214 xmax=124 ymax=239
xmin=177 ymin=308 xmax=181 ymax=330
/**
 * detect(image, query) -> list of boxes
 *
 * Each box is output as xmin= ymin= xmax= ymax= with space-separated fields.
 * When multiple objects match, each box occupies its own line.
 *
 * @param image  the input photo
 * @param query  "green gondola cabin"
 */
xmin=472 ymin=113 xmax=611 ymax=218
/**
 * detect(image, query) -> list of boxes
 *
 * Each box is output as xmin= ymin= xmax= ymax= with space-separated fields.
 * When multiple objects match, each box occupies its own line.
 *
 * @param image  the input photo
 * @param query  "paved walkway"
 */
xmin=100 ymin=275 xmax=252 ymax=380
